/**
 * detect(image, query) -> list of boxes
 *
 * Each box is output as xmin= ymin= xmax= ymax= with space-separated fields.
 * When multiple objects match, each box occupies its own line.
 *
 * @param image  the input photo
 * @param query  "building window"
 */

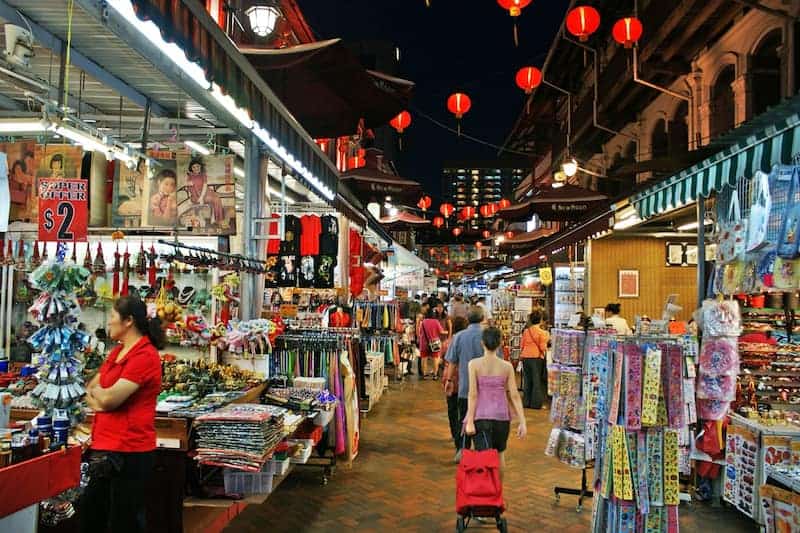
xmin=752 ymin=29 xmax=783 ymax=117
xmin=669 ymin=101 xmax=689 ymax=155
xmin=710 ymin=64 xmax=736 ymax=139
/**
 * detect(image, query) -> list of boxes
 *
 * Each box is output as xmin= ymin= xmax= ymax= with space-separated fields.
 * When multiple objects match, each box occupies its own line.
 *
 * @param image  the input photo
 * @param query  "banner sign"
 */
xmin=38 ymin=178 xmax=88 ymax=242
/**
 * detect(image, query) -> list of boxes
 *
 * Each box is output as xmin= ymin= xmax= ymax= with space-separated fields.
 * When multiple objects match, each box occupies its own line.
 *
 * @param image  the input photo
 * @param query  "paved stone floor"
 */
xmin=225 ymin=378 xmax=756 ymax=532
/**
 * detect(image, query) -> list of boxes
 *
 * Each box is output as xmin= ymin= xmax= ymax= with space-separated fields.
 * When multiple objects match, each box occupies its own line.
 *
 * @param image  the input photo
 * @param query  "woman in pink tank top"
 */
xmin=464 ymin=327 xmax=527 ymax=478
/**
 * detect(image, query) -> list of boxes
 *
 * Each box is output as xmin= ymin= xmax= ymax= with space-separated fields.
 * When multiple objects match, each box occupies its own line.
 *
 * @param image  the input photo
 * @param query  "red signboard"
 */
xmin=38 ymin=178 xmax=88 ymax=242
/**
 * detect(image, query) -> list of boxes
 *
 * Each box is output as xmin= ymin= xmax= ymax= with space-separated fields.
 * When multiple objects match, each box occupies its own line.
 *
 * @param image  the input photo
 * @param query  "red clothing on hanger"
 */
xmin=300 ymin=215 xmax=322 ymax=255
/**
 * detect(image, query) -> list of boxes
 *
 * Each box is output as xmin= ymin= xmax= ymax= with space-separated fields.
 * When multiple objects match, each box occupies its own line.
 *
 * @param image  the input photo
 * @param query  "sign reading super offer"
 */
xmin=38 ymin=178 xmax=88 ymax=242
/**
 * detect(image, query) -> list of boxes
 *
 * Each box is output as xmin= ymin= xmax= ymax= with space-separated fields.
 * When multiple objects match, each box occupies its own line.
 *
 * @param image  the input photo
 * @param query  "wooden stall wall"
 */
xmin=588 ymin=237 xmax=697 ymax=323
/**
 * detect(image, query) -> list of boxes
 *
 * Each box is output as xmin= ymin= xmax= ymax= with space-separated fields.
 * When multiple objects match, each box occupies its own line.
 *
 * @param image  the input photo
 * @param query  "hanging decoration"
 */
xmin=489 ymin=203 xmax=499 ymax=216
xmin=505 ymin=231 xmax=515 ymax=240
xmin=479 ymin=204 xmax=494 ymax=218
xmin=433 ymin=216 xmax=445 ymax=229
xmin=417 ymin=195 xmax=432 ymax=211
xmin=612 ymin=17 xmax=643 ymax=48
xmin=497 ymin=0 xmax=533 ymax=46
xmin=440 ymin=202 xmax=455 ymax=218
xmin=498 ymin=198 xmax=511 ymax=210
xmin=475 ymin=241 xmax=483 ymax=249
xmin=566 ymin=6 xmax=601 ymax=42
xmin=515 ymin=66 xmax=543 ymax=94
xmin=452 ymin=227 xmax=463 ymax=237
xmin=389 ymin=110 xmax=412 ymax=150
xmin=482 ymin=230 xmax=492 ymax=239
xmin=460 ymin=206 xmax=476 ymax=220
xmin=447 ymin=92 xmax=472 ymax=136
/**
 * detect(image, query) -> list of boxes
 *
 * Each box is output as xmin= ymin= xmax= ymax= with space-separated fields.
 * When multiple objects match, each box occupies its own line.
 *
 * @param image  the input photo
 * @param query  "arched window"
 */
xmin=670 ymin=101 xmax=689 ymax=155
xmin=752 ymin=29 xmax=783 ymax=117
xmin=651 ymin=118 xmax=669 ymax=159
xmin=710 ymin=65 xmax=736 ymax=139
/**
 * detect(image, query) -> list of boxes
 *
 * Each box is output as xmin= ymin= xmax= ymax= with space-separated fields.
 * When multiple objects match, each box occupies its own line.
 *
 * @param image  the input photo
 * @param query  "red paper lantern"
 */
xmin=479 ymin=204 xmax=494 ymax=218
xmin=497 ymin=0 xmax=532 ymax=17
xmin=452 ymin=227 xmax=463 ymax=237
xmin=505 ymin=231 xmax=515 ymax=240
xmin=475 ymin=241 xmax=483 ymax=249
xmin=440 ymin=203 xmax=455 ymax=217
xmin=447 ymin=93 xmax=472 ymax=119
xmin=389 ymin=110 xmax=412 ymax=133
xmin=417 ymin=195 xmax=432 ymax=211
xmin=482 ymin=230 xmax=492 ymax=239
xmin=498 ymin=198 xmax=511 ymax=210
xmin=566 ymin=6 xmax=601 ymax=42
xmin=489 ymin=203 xmax=499 ymax=215
xmin=460 ymin=206 xmax=476 ymax=219
xmin=612 ymin=17 xmax=643 ymax=48
xmin=444 ymin=258 xmax=450 ymax=265
xmin=515 ymin=66 xmax=543 ymax=94
xmin=433 ymin=216 xmax=445 ymax=228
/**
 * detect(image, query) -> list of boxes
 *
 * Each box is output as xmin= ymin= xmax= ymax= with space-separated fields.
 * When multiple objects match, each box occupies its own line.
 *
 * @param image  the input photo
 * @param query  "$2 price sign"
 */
xmin=38 ymin=178 xmax=88 ymax=242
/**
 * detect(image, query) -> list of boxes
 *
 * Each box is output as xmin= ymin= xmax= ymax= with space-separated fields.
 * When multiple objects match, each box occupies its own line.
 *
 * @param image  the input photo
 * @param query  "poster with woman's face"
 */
xmin=1 ymin=140 xmax=39 ymax=222
xmin=142 ymin=150 xmax=178 ymax=228
xmin=112 ymin=160 xmax=147 ymax=227
xmin=175 ymin=153 xmax=236 ymax=235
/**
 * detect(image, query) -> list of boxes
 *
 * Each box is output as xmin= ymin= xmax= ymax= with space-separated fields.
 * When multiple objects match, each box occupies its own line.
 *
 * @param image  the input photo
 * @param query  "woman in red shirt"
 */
xmin=81 ymin=295 xmax=164 ymax=533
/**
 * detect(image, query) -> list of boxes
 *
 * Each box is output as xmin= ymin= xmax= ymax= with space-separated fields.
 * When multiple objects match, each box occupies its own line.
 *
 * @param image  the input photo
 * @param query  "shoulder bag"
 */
xmin=778 ymin=167 xmax=800 ymax=259
xmin=746 ymin=170 xmax=771 ymax=252
xmin=716 ymin=188 xmax=747 ymax=264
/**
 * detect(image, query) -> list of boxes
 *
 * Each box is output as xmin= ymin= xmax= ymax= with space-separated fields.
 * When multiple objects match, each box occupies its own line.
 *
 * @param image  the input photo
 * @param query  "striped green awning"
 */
xmin=633 ymin=106 xmax=800 ymax=218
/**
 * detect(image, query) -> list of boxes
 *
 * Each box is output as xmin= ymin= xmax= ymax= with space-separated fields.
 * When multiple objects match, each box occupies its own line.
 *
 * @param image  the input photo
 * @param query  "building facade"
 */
xmin=442 ymin=160 xmax=527 ymax=225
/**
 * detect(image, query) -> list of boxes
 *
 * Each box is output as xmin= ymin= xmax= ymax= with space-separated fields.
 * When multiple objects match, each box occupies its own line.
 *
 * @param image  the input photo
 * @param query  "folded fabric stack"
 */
xmin=195 ymin=404 xmax=286 ymax=471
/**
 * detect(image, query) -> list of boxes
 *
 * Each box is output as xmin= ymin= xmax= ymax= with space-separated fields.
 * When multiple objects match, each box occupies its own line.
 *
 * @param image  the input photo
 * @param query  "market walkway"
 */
xmin=223 ymin=378 xmax=754 ymax=532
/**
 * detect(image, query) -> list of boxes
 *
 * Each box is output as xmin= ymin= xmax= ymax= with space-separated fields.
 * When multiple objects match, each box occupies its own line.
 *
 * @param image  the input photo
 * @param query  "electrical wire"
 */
xmin=63 ymin=0 xmax=74 ymax=109
xmin=409 ymin=104 xmax=534 ymax=157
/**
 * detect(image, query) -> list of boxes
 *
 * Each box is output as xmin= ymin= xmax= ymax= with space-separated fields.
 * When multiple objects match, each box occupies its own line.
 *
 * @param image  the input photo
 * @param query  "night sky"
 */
xmin=297 ymin=0 xmax=570 ymax=200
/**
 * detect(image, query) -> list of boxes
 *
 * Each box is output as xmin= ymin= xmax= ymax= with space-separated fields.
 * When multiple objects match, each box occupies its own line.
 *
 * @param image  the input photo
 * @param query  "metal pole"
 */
xmin=697 ymin=199 xmax=706 ymax=304
xmin=240 ymin=134 xmax=260 ymax=319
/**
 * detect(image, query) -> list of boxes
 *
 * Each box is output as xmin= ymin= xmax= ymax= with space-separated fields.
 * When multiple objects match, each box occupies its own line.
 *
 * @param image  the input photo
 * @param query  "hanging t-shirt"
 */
xmin=320 ymin=215 xmax=339 ymax=256
xmin=300 ymin=214 xmax=321 ymax=256
xmin=280 ymin=215 xmax=301 ymax=255
xmin=316 ymin=255 xmax=336 ymax=288
xmin=278 ymin=254 xmax=298 ymax=287
xmin=267 ymin=213 xmax=281 ymax=255
xmin=299 ymin=255 xmax=317 ymax=288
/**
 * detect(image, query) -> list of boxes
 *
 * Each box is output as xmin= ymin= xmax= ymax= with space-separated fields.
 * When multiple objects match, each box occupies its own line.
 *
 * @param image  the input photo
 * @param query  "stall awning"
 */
xmin=632 ymin=95 xmax=800 ymax=219
xmin=242 ymin=39 xmax=414 ymax=138
xmin=498 ymin=184 xmax=608 ymax=222
xmin=379 ymin=211 xmax=430 ymax=228
xmin=341 ymin=166 xmax=423 ymax=203
xmin=511 ymin=213 xmax=610 ymax=271
xmin=390 ymin=242 xmax=428 ymax=270
xmin=500 ymin=227 xmax=558 ymax=247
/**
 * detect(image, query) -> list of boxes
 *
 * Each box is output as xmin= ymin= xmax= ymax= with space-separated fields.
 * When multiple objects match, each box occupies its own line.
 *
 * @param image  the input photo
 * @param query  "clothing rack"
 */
xmin=157 ymin=239 xmax=269 ymax=266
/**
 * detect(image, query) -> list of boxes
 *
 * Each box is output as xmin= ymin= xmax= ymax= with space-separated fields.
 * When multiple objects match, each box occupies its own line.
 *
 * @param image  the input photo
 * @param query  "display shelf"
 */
xmin=765 ymin=465 xmax=800 ymax=493
xmin=0 ymin=446 xmax=81 ymax=517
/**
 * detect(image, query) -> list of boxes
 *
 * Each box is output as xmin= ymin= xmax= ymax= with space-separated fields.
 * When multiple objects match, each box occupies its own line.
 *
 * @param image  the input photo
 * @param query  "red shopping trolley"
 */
xmin=456 ymin=433 xmax=507 ymax=532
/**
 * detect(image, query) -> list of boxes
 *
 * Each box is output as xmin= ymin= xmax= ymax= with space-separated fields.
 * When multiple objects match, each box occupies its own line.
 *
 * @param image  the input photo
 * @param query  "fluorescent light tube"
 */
xmin=0 ymin=118 xmax=49 ymax=133
xmin=184 ymin=140 xmax=211 ymax=155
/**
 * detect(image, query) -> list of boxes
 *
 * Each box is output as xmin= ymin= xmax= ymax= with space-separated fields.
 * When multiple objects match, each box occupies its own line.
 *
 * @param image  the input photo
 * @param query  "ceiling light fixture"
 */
xmin=184 ymin=140 xmax=211 ymax=155
xmin=245 ymin=4 xmax=281 ymax=38
xmin=562 ymin=158 xmax=578 ymax=177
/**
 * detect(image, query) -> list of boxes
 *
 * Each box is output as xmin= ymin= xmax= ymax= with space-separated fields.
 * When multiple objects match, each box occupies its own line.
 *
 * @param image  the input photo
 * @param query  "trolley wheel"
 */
xmin=554 ymin=493 xmax=560 ymax=503
xmin=576 ymin=505 xmax=583 ymax=513
xmin=456 ymin=516 xmax=466 ymax=533
xmin=496 ymin=517 xmax=508 ymax=533
xmin=321 ymin=476 xmax=328 ymax=486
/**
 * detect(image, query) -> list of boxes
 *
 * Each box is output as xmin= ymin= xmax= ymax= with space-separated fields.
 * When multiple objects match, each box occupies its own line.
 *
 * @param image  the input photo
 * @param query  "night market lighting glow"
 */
xmin=105 ymin=0 xmax=335 ymax=202
xmin=184 ymin=140 xmax=211 ymax=155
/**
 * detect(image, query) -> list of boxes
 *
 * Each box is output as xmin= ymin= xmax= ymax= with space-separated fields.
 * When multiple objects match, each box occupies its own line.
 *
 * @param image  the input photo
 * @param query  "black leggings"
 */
xmin=522 ymin=358 xmax=547 ymax=409
xmin=80 ymin=451 xmax=154 ymax=533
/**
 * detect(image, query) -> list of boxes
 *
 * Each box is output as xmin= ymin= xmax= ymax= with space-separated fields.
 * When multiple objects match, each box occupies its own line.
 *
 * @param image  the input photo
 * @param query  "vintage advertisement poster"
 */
xmin=175 ymin=153 xmax=236 ymax=235
xmin=112 ymin=159 xmax=147 ymax=228
xmin=142 ymin=150 xmax=178 ymax=228
xmin=2 ymin=142 xmax=83 ymax=223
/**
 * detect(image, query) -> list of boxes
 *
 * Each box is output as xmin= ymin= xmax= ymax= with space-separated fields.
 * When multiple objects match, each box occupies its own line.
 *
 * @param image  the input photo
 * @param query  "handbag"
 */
xmin=746 ymin=171 xmax=771 ymax=252
xmin=778 ymin=169 xmax=800 ymax=258
xmin=716 ymin=189 xmax=747 ymax=264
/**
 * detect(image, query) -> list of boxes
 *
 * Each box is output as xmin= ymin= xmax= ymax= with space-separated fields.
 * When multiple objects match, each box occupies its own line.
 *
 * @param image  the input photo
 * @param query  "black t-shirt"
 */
xmin=315 ymin=255 xmax=336 ymax=289
xmin=280 ymin=215 xmax=301 ymax=255
xmin=319 ymin=215 xmax=339 ymax=256
xmin=299 ymin=255 xmax=317 ymax=288
xmin=278 ymin=254 xmax=298 ymax=287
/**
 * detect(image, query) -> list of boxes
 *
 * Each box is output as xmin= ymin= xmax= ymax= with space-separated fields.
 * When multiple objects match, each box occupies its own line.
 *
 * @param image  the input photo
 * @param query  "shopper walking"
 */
xmin=520 ymin=310 xmax=549 ymax=409
xmin=449 ymin=293 xmax=469 ymax=321
xmin=605 ymin=302 xmax=632 ymax=335
xmin=418 ymin=307 xmax=446 ymax=379
xmin=443 ymin=316 xmax=468 ymax=457
xmin=81 ymin=295 xmax=165 ymax=533
xmin=443 ymin=306 xmax=485 ymax=462
xmin=464 ymin=326 xmax=527 ymax=479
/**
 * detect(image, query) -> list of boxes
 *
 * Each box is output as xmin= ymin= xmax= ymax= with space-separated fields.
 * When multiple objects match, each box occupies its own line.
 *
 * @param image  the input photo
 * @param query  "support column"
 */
xmin=697 ymin=199 xmax=706 ymax=303
xmin=732 ymin=74 xmax=752 ymax=127
xmin=240 ymin=135 xmax=261 ymax=320
xmin=686 ymin=69 xmax=703 ymax=151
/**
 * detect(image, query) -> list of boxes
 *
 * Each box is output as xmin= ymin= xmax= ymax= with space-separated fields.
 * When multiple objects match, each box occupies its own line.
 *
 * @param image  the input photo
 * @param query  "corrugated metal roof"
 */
xmin=0 ymin=0 xmax=218 ymax=127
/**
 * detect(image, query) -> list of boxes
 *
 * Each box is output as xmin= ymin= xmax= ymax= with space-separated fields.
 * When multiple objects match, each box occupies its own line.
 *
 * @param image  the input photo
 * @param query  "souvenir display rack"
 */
xmin=553 ymin=265 xmax=584 ymax=328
